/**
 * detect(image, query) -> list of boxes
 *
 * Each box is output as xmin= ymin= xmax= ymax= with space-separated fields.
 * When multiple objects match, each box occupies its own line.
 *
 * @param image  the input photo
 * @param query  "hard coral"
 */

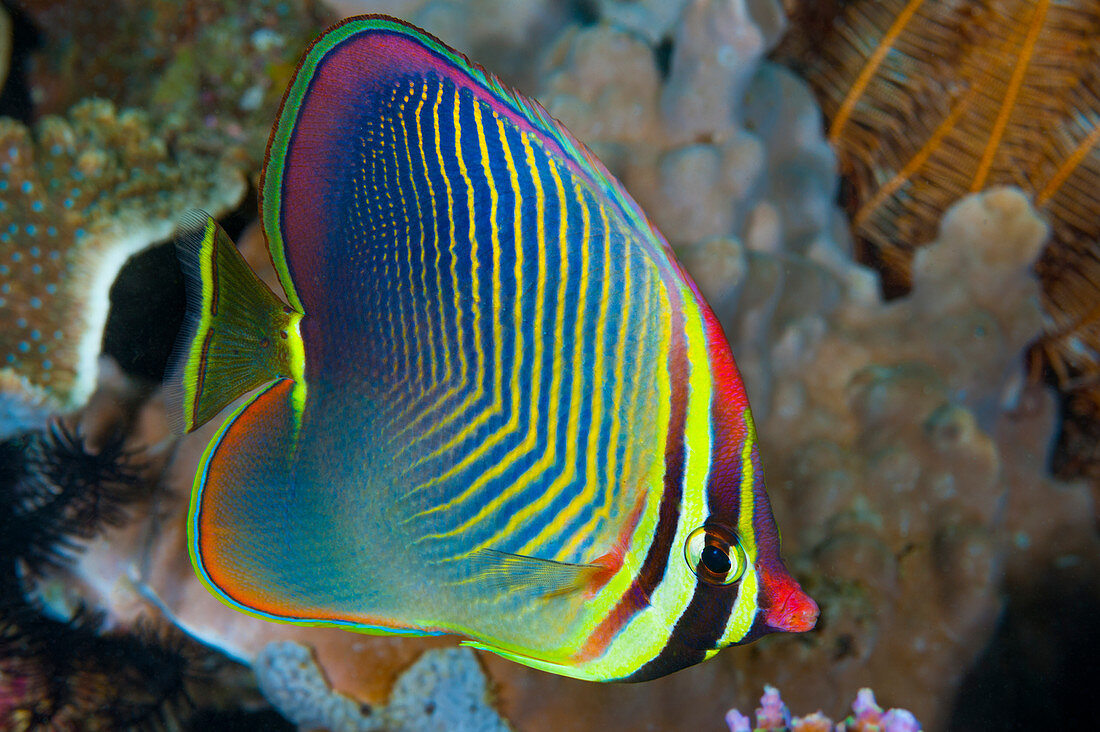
xmin=540 ymin=0 xmax=845 ymax=273
xmin=684 ymin=188 xmax=1047 ymax=730
xmin=0 ymin=99 xmax=245 ymax=417
xmin=21 ymin=0 xmax=326 ymax=169
xmin=726 ymin=685 xmax=921 ymax=732
xmin=781 ymin=0 xmax=1100 ymax=293
xmin=326 ymin=0 xmax=575 ymax=90
xmin=256 ymin=643 xmax=510 ymax=732
xmin=779 ymin=0 xmax=1100 ymax=485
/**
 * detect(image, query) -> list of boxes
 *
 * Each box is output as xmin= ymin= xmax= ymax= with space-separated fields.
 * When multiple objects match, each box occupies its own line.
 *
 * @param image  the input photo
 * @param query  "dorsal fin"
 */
xmin=260 ymin=13 xmax=677 ymax=315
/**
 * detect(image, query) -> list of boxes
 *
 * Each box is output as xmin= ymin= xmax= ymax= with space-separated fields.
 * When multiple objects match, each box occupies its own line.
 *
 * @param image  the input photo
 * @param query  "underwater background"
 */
xmin=1 ymin=0 xmax=1098 ymax=730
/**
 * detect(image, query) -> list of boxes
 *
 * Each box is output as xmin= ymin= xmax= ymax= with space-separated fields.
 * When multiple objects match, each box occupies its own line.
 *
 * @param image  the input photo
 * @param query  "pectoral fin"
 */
xmin=470 ymin=549 xmax=616 ymax=600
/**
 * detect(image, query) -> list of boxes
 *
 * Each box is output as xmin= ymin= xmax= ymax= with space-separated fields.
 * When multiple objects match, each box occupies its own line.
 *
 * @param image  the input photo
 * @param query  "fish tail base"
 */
xmin=166 ymin=210 xmax=303 ymax=434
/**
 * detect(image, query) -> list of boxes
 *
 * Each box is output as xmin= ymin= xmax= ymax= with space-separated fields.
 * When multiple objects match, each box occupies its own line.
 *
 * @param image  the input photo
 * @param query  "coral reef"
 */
xmin=699 ymin=187 xmax=1053 ymax=732
xmin=5 ymin=1 xmax=1098 ymax=730
xmin=0 ymin=420 xmax=269 ymax=731
xmin=1028 ymin=242 xmax=1100 ymax=502
xmin=0 ymin=593 xmax=272 ymax=731
xmin=539 ymin=0 xmax=849 ymax=293
xmin=0 ymin=600 xmax=194 ymax=731
xmin=0 ymin=100 xmax=245 ymax=423
xmin=320 ymin=0 xmax=575 ymax=89
xmin=20 ymin=0 xmax=326 ymax=169
xmin=725 ymin=685 xmax=920 ymax=732
xmin=776 ymin=0 xmax=1100 ymax=488
xmin=778 ymin=0 xmax=1100 ymax=292
xmin=1 ymin=0 xmax=319 ymax=431
xmin=256 ymin=643 xmax=510 ymax=732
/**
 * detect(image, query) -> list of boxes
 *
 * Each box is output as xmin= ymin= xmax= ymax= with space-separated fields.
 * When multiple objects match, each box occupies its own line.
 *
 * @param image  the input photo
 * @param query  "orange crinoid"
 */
xmin=781 ymin=0 xmax=1100 ymax=480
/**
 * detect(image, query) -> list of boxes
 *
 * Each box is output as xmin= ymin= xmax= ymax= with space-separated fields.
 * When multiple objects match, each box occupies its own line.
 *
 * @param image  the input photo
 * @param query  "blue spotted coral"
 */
xmin=0 ymin=99 xmax=244 ymax=422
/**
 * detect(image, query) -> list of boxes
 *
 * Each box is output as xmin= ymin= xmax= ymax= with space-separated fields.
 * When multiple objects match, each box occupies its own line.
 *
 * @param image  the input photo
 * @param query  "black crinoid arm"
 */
xmin=0 ymin=419 xmax=146 ymax=575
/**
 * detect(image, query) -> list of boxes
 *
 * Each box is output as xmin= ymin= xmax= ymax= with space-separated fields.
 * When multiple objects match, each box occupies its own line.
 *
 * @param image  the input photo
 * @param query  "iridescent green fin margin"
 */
xmin=166 ymin=210 xmax=305 ymax=434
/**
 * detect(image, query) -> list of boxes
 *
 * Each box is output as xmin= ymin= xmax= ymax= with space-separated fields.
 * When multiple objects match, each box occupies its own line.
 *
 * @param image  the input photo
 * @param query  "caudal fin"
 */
xmin=165 ymin=211 xmax=304 ymax=434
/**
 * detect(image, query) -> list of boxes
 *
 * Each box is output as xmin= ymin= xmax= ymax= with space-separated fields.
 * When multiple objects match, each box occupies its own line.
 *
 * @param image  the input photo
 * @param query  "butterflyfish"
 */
xmin=168 ymin=14 xmax=818 ymax=682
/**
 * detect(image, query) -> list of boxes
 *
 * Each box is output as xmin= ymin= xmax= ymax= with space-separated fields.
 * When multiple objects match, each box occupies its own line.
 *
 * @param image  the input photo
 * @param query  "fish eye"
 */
xmin=684 ymin=525 xmax=747 ymax=586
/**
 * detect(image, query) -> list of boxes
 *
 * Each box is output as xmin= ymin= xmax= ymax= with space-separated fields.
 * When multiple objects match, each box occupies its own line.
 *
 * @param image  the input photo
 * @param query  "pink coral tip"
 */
xmin=756 ymin=684 xmax=792 ymax=729
xmin=725 ymin=709 xmax=752 ymax=732
xmin=851 ymin=688 xmax=883 ymax=720
xmin=881 ymin=709 xmax=921 ymax=732
xmin=791 ymin=711 xmax=833 ymax=731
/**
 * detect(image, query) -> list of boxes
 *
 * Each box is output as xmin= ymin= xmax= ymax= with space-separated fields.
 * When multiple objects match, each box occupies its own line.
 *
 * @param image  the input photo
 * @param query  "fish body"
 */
xmin=169 ymin=15 xmax=817 ymax=682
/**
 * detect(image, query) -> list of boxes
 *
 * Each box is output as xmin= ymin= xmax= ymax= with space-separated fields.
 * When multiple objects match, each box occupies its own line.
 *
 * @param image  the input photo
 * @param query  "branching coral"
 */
xmin=725 ymin=685 xmax=920 ymax=732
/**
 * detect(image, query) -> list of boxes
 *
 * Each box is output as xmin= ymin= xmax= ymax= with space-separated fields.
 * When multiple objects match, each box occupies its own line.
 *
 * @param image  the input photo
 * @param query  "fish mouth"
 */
xmin=763 ymin=585 xmax=819 ymax=633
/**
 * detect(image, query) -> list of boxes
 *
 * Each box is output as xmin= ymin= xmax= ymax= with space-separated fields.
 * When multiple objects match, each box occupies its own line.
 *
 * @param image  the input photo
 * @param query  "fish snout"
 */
xmin=763 ymin=585 xmax=819 ymax=633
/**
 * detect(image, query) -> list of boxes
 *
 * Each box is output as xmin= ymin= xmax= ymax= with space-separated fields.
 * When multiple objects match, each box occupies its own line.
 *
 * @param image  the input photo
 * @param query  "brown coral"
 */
xmin=0 ymin=100 xmax=245 ymax=411
xmin=19 ymin=0 xmax=326 ymax=169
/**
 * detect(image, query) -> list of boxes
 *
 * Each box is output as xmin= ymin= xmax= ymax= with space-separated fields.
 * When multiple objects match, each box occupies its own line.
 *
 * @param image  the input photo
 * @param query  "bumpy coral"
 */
xmin=23 ymin=0 xmax=325 ymax=169
xmin=776 ymin=0 xmax=1100 ymax=294
xmin=541 ymin=0 xmax=842 ymax=264
xmin=725 ymin=685 xmax=921 ymax=731
xmin=688 ymin=187 xmax=1051 ymax=731
xmin=256 ymin=643 xmax=510 ymax=732
xmin=776 ymin=0 xmax=1100 ymax=488
xmin=323 ymin=1 xmax=575 ymax=89
xmin=0 ymin=100 xmax=245 ymax=420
